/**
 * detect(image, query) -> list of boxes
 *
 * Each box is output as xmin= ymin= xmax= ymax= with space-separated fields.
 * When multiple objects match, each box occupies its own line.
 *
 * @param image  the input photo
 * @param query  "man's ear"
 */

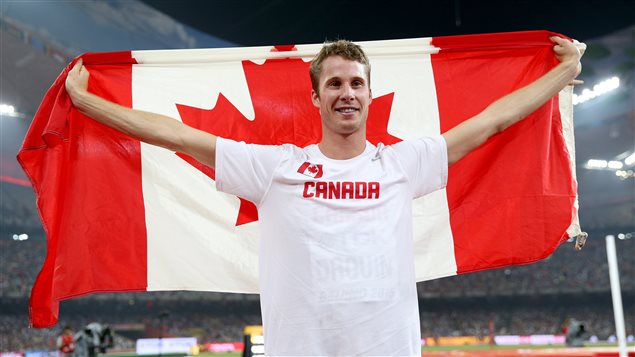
xmin=369 ymin=88 xmax=373 ymax=104
xmin=311 ymin=89 xmax=320 ymax=108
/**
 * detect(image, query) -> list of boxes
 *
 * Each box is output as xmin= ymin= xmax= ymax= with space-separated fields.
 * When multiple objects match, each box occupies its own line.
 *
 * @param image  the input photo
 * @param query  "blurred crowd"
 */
xmin=1 ymin=231 xmax=633 ymax=351
xmin=2 ymin=230 xmax=633 ymax=299
xmin=419 ymin=304 xmax=634 ymax=338
xmin=418 ymin=236 xmax=634 ymax=297
xmin=0 ymin=184 xmax=40 ymax=230
xmin=1 ymin=301 xmax=632 ymax=351
xmin=0 ymin=315 xmax=136 ymax=352
xmin=0 ymin=310 xmax=259 ymax=351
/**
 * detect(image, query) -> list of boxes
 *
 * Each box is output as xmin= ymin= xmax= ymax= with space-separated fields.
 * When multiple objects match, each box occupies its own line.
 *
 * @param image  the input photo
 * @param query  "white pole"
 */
xmin=605 ymin=235 xmax=628 ymax=357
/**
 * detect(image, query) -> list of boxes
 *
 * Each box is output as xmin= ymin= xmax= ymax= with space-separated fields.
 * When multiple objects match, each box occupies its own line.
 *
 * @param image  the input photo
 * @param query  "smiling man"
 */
xmin=309 ymin=51 xmax=373 ymax=160
xmin=65 ymin=37 xmax=581 ymax=356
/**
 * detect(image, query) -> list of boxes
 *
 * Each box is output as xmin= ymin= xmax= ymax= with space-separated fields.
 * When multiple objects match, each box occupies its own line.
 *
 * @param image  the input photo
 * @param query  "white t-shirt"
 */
xmin=216 ymin=136 xmax=447 ymax=356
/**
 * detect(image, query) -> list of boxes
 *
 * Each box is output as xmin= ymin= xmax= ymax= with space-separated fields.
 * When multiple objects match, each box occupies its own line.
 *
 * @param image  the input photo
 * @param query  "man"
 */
xmin=56 ymin=325 xmax=75 ymax=357
xmin=65 ymin=36 xmax=581 ymax=356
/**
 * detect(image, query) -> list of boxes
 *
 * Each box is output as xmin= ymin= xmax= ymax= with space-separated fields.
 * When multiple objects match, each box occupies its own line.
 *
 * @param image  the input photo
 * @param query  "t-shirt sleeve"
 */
xmin=215 ymin=137 xmax=286 ymax=205
xmin=392 ymin=135 xmax=448 ymax=198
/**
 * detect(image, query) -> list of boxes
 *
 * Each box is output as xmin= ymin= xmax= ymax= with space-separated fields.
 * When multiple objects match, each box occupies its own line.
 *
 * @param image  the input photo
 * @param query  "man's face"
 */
xmin=311 ymin=55 xmax=372 ymax=138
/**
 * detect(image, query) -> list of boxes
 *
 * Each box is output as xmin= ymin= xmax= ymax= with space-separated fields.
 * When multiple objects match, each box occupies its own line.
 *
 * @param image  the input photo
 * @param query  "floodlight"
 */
xmin=573 ymin=76 xmax=620 ymax=105
xmin=0 ymin=104 xmax=15 ymax=114
xmin=586 ymin=159 xmax=608 ymax=168
xmin=608 ymin=161 xmax=623 ymax=169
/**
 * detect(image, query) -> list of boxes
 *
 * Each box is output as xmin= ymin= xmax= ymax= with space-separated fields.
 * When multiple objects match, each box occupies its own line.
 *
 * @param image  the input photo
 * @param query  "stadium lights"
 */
xmin=586 ymin=159 xmax=608 ymax=169
xmin=0 ymin=104 xmax=15 ymax=115
xmin=585 ymin=157 xmax=634 ymax=179
xmin=586 ymin=159 xmax=626 ymax=170
xmin=0 ymin=103 xmax=26 ymax=118
xmin=12 ymin=234 xmax=28 ymax=241
xmin=615 ymin=170 xmax=634 ymax=180
xmin=607 ymin=161 xmax=623 ymax=170
xmin=573 ymin=76 xmax=620 ymax=105
xmin=587 ymin=152 xmax=635 ymax=178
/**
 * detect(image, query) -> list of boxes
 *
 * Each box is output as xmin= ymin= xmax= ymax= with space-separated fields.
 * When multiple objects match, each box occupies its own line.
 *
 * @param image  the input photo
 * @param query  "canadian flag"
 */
xmin=18 ymin=31 xmax=580 ymax=327
xmin=297 ymin=162 xmax=324 ymax=178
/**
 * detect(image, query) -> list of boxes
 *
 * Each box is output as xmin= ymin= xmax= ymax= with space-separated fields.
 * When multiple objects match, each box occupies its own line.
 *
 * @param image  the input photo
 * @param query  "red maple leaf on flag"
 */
xmin=176 ymin=57 xmax=400 ymax=226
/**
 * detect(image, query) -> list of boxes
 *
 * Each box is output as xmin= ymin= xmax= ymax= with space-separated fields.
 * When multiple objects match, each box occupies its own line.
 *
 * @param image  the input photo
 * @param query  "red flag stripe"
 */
xmin=431 ymin=31 xmax=576 ymax=274
xmin=17 ymin=52 xmax=147 ymax=327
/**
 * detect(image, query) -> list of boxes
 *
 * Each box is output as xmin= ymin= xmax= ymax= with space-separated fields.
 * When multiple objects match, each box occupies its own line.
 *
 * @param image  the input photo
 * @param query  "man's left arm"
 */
xmin=442 ymin=36 xmax=583 ymax=166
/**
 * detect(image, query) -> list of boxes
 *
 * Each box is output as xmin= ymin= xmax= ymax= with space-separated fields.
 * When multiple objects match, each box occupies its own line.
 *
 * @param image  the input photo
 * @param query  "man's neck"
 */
xmin=318 ymin=131 xmax=367 ymax=160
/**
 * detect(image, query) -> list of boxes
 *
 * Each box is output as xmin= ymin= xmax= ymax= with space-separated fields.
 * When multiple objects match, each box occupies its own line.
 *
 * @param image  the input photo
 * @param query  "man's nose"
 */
xmin=340 ymin=84 xmax=355 ymax=100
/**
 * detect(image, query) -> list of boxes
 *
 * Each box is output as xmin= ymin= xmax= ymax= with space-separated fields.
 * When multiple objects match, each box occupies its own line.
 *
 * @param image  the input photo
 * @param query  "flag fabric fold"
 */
xmin=18 ymin=30 xmax=580 ymax=328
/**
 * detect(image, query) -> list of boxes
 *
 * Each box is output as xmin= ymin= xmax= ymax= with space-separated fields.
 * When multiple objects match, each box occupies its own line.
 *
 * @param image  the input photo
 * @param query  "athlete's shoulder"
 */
xmin=381 ymin=136 xmax=446 ymax=163
xmin=388 ymin=135 xmax=445 ymax=150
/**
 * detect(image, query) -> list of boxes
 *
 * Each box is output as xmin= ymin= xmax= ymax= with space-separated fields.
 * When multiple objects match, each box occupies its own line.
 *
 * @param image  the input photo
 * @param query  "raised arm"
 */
xmin=65 ymin=60 xmax=218 ymax=168
xmin=442 ymin=36 xmax=583 ymax=166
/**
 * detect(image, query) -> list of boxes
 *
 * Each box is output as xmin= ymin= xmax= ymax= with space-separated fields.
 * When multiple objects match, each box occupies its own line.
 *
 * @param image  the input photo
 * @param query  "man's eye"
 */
xmin=329 ymin=81 xmax=340 ymax=87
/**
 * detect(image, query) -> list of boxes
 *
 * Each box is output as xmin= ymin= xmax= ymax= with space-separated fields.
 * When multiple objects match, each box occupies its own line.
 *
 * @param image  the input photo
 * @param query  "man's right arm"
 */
xmin=65 ymin=60 xmax=218 ymax=168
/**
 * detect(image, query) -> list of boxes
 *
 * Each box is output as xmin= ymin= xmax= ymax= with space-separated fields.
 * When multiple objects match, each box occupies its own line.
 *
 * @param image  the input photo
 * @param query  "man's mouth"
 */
xmin=335 ymin=107 xmax=359 ymax=113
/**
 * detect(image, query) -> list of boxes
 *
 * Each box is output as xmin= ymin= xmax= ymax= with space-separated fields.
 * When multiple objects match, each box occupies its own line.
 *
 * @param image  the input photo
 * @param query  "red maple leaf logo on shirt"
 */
xmin=175 ymin=57 xmax=400 ymax=226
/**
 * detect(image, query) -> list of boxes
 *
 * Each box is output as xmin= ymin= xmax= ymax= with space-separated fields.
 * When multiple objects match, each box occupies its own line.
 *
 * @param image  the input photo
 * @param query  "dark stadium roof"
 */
xmin=140 ymin=0 xmax=635 ymax=46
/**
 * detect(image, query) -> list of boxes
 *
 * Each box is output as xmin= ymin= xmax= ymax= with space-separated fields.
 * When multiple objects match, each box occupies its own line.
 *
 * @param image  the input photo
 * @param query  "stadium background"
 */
xmin=0 ymin=0 xmax=633 ymax=354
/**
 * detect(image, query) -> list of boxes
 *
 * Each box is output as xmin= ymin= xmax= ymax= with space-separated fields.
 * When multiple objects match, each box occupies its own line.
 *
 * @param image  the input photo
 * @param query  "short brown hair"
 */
xmin=309 ymin=40 xmax=371 ymax=93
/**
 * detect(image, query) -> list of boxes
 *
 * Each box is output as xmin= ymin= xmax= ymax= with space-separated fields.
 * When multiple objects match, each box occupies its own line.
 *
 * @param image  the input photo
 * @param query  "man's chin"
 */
xmin=337 ymin=124 xmax=365 ymax=136
xmin=322 ymin=117 xmax=366 ymax=137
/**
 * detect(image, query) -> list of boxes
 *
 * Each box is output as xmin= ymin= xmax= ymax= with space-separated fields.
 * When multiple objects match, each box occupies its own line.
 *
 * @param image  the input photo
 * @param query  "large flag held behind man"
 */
xmin=18 ymin=30 xmax=580 ymax=328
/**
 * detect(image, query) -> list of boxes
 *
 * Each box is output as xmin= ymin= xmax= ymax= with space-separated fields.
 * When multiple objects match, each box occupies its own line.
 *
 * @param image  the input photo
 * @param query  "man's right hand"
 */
xmin=66 ymin=59 xmax=90 ymax=106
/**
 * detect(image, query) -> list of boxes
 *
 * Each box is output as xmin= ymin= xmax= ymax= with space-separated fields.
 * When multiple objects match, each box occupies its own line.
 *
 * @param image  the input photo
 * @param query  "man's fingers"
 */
xmin=550 ymin=35 xmax=563 ymax=44
xmin=551 ymin=39 xmax=568 ymax=55
xmin=550 ymin=36 xmax=576 ymax=48
xmin=569 ymin=79 xmax=584 ymax=86
xmin=66 ymin=58 xmax=89 ymax=96
xmin=550 ymin=36 xmax=570 ymax=48
xmin=70 ymin=59 xmax=84 ymax=75
xmin=574 ymin=41 xmax=587 ymax=56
